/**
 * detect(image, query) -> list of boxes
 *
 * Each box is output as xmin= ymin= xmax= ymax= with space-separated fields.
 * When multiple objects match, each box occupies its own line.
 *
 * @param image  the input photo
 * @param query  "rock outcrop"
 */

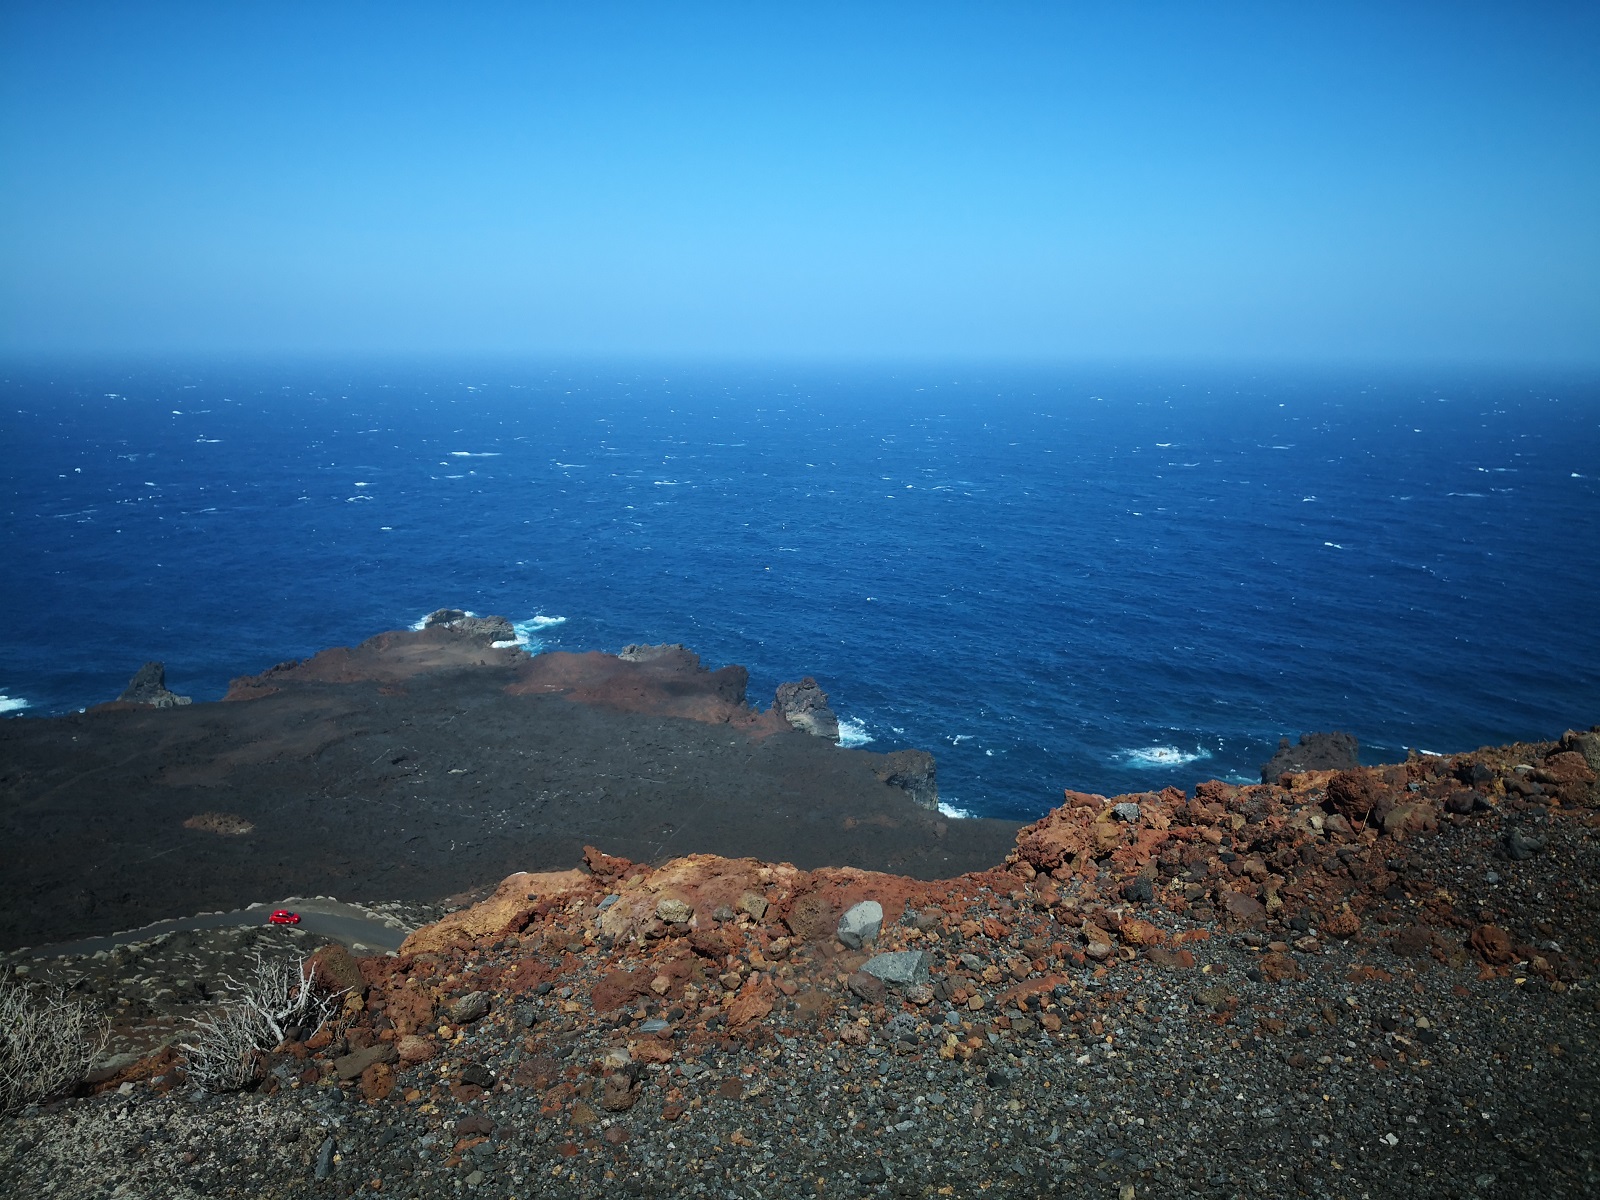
xmin=504 ymin=645 xmax=770 ymax=729
xmin=1259 ymin=730 xmax=1359 ymax=782
xmin=617 ymin=642 xmax=688 ymax=663
xmin=420 ymin=608 xmax=517 ymax=644
xmin=773 ymin=677 xmax=840 ymax=741
xmin=872 ymin=749 xmax=939 ymax=811
xmin=115 ymin=662 xmax=191 ymax=708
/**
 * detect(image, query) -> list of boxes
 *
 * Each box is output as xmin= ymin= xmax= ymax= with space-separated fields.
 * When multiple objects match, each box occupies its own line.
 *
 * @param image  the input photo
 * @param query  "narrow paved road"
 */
xmin=25 ymin=899 xmax=413 ymax=958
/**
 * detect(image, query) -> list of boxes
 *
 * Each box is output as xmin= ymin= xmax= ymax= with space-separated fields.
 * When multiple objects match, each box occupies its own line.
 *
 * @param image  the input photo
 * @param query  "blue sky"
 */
xmin=2 ymin=2 xmax=1596 ymax=363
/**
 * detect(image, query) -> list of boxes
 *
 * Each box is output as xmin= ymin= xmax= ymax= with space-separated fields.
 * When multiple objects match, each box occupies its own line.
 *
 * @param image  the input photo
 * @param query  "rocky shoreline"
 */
xmin=2 ymin=707 xmax=1597 ymax=1197
xmin=0 ymin=623 xmax=1017 ymax=950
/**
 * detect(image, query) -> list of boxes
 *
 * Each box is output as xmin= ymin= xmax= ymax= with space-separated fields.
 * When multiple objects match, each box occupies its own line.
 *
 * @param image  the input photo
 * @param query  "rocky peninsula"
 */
xmin=0 ymin=620 xmax=1013 ymax=951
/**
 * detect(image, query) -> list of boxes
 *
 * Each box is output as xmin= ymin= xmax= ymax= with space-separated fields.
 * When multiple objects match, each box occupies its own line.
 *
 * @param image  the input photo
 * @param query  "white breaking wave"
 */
xmin=449 ymin=451 xmax=501 ymax=457
xmin=938 ymin=799 xmax=977 ymax=819
xmin=0 ymin=692 xmax=28 ymax=715
xmin=411 ymin=611 xmax=566 ymax=653
xmin=510 ymin=615 xmax=567 ymax=653
xmin=837 ymin=716 xmax=873 ymax=748
xmin=1121 ymin=745 xmax=1211 ymax=769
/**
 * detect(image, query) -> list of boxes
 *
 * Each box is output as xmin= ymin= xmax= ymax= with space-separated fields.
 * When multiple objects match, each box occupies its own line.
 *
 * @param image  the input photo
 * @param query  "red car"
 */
xmin=268 ymin=909 xmax=301 ymax=926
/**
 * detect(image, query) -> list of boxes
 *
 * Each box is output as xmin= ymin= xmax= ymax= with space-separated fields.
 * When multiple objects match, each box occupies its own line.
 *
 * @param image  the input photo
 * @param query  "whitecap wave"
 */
xmin=450 ymin=451 xmax=501 ymax=457
xmin=1121 ymin=745 xmax=1211 ymax=769
xmin=0 ymin=692 xmax=28 ymax=715
xmin=837 ymin=717 xmax=873 ymax=748
xmin=938 ymin=799 xmax=977 ymax=819
xmin=511 ymin=615 xmax=567 ymax=652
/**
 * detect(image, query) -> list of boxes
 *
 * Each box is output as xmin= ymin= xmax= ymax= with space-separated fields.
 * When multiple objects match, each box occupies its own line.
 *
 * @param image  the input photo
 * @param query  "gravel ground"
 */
xmin=3 ymin=746 xmax=1597 ymax=1200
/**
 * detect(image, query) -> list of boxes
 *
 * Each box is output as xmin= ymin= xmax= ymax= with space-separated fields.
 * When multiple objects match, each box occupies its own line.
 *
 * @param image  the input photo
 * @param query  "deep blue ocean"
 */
xmin=3 ymin=360 xmax=1597 ymax=822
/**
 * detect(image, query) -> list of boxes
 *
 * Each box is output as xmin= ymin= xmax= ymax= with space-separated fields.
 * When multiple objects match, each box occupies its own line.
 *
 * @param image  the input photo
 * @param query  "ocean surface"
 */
xmin=3 ymin=360 xmax=1597 ymax=822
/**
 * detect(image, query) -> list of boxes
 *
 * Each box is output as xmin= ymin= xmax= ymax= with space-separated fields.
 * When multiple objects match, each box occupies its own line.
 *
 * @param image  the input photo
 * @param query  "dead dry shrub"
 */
xmin=0 ymin=979 xmax=108 ymax=1114
xmin=178 ymin=953 xmax=344 ymax=1092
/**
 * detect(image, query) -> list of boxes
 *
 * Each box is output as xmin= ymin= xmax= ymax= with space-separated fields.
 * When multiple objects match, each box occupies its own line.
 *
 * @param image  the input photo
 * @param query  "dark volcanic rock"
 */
xmin=507 ymin=645 xmax=761 ymax=726
xmin=773 ymin=677 xmax=840 ymax=742
xmin=115 ymin=662 xmax=191 ymax=708
xmin=420 ymin=608 xmax=516 ymax=644
xmin=872 ymin=749 xmax=939 ymax=811
xmin=0 ymin=629 xmax=1016 ymax=948
xmin=1260 ymin=730 xmax=1359 ymax=782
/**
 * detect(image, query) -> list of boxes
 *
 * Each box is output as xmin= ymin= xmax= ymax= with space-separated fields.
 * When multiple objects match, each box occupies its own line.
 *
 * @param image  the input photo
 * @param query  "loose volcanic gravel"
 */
xmin=2 ymin=740 xmax=1597 ymax=1200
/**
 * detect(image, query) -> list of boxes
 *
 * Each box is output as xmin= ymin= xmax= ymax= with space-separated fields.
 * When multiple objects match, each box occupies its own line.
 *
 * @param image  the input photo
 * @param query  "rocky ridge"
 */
xmin=3 ymin=729 xmax=1596 ymax=1198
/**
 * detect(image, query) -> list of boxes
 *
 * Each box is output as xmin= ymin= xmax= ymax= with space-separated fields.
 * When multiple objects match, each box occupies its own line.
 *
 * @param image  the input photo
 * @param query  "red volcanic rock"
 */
xmin=1326 ymin=770 xmax=1387 ymax=825
xmin=1470 ymin=924 xmax=1516 ymax=965
xmin=1382 ymin=801 xmax=1439 ymax=839
xmin=401 ymin=868 xmax=591 ymax=956
xmin=1536 ymin=749 xmax=1598 ymax=806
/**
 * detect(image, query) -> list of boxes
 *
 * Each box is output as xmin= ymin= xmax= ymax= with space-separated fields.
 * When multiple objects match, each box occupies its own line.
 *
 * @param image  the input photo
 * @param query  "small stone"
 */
xmin=450 ymin=991 xmax=491 ymax=1024
xmin=459 ymin=1063 xmax=494 ymax=1088
xmin=333 ymin=1044 xmax=397 ymax=1082
xmin=601 ymin=1072 xmax=641 ymax=1112
xmin=858 ymin=1161 xmax=888 ymax=1185
xmin=1503 ymin=827 xmax=1546 ymax=860
xmin=737 ymin=892 xmax=769 ymax=920
xmin=1112 ymin=802 xmax=1141 ymax=823
xmin=314 ymin=1137 xmax=336 ymax=1181
xmin=837 ymin=901 xmax=884 ymax=950
xmin=656 ymin=897 xmax=693 ymax=924
xmin=639 ymin=1018 xmax=670 ymax=1033
xmin=847 ymin=971 xmax=887 ymax=1004
xmin=860 ymin=950 xmax=930 ymax=987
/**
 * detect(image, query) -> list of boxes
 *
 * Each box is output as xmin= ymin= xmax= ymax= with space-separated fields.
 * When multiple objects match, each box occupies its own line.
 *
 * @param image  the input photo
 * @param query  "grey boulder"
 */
xmin=837 ymin=900 xmax=883 ymax=949
xmin=860 ymin=950 xmax=930 ymax=988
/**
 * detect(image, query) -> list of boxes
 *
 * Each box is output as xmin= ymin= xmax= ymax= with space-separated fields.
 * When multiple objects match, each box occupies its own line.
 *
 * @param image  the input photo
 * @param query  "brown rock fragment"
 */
xmin=1143 ymin=947 xmax=1195 ymax=969
xmin=307 ymin=943 xmax=365 ymax=998
xmin=1221 ymin=890 xmax=1267 ymax=923
xmin=1327 ymin=770 xmax=1386 ymax=824
xmin=726 ymin=982 xmax=777 ymax=1026
xmin=359 ymin=1062 xmax=395 ymax=1103
xmin=601 ymin=1072 xmax=641 ymax=1112
xmin=396 ymin=1035 xmax=436 ymax=1064
xmin=1469 ymin=924 xmax=1515 ymax=965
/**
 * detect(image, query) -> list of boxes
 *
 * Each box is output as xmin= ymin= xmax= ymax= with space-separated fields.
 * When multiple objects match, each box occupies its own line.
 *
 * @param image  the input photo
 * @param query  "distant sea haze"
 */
xmin=3 ymin=361 xmax=1596 ymax=822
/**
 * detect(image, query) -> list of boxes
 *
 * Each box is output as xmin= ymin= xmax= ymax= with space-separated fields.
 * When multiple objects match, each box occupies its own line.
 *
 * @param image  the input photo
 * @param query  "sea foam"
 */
xmin=0 ymin=692 xmax=29 ymax=715
xmin=1120 ymin=745 xmax=1211 ymax=769
xmin=837 ymin=716 xmax=873 ymax=748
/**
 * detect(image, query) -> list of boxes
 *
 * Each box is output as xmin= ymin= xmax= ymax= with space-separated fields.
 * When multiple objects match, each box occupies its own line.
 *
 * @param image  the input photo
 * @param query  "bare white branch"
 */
xmin=0 ymin=980 xmax=108 ymax=1115
xmin=178 ymin=953 xmax=345 ymax=1093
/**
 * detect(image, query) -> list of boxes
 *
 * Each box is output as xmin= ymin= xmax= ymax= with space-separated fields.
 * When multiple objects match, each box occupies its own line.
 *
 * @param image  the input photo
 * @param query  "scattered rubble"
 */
xmin=2 ymin=732 xmax=1597 ymax=1198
